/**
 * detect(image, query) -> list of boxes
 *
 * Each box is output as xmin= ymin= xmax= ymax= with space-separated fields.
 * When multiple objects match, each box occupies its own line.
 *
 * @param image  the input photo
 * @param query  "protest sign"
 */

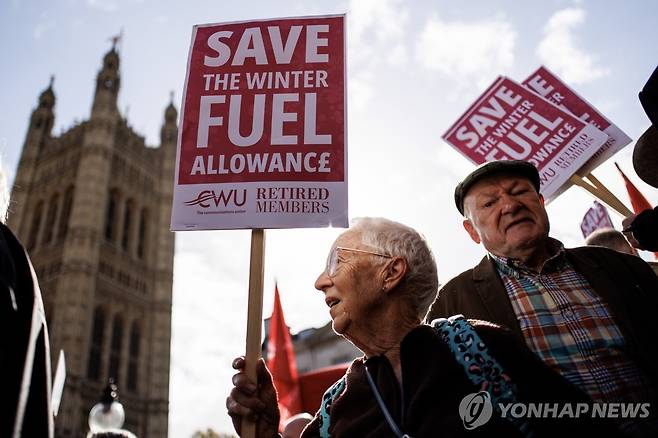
xmin=171 ymin=15 xmax=347 ymax=230
xmin=580 ymin=201 xmax=614 ymax=238
xmin=523 ymin=66 xmax=632 ymax=176
xmin=442 ymin=76 xmax=609 ymax=201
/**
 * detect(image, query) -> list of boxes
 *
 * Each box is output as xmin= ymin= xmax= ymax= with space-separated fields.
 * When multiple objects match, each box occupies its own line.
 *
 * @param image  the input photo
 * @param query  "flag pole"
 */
xmin=242 ymin=228 xmax=266 ymax=438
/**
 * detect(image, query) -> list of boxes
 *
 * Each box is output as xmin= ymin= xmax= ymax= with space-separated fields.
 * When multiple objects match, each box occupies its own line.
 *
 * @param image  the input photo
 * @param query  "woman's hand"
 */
xmin=226 ymin=356 xmax=280 ymax=437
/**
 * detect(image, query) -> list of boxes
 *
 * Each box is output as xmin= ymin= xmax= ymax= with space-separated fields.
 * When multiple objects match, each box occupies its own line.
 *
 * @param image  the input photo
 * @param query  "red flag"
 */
xmin=615 ymin=162 xmax=658 ymax=258
xmin=267 ymin=284 xmax=302 ymax=430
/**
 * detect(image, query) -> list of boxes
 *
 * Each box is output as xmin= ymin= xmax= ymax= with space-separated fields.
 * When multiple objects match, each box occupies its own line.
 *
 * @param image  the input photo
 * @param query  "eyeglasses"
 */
xmin=325 ymin=246 xmax=392 ymax=277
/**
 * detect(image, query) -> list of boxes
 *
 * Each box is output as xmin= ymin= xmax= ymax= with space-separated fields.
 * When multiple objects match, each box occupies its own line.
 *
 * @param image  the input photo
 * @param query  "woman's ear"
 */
xmin=382 ymin=257 xmax=408 ymax=293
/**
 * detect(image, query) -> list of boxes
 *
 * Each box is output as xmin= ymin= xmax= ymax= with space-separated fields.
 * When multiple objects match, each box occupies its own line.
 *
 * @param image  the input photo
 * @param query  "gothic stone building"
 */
xmin=9 ymin=46 xmax=176 ymax=437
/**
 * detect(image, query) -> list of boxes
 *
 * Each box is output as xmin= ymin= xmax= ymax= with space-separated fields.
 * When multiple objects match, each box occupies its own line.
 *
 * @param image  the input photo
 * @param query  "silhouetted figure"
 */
xmin=0 ymin=164 xmax=54 ymax=437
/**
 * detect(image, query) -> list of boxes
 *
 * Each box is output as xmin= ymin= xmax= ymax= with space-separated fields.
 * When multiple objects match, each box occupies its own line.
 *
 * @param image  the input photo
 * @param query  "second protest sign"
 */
xmin=442 ymin=76 xmax=609 ymax=201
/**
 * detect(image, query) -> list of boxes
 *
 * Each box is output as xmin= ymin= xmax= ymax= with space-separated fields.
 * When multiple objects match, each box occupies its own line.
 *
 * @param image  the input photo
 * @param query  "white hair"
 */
xmin=350 ymin=217 xmax=439 ymax=320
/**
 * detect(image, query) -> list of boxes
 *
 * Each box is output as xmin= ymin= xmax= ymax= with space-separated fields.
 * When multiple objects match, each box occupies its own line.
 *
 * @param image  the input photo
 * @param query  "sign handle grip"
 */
xmin=242 ymin=228 xmax=266 ymax=438
xmin=570 ymin=174 xmax=632 ymax=217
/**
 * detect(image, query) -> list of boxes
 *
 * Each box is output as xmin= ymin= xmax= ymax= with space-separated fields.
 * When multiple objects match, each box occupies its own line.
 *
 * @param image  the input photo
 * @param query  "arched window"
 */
xmin=87 ymin=307 xmax=105 ymax=380
xmin=108 ymin=315 xmax=124 ymax=382
xmin=121 ymin=199 xmax=133 ymax=251
xmin=137 ymin=208 xmax=147 ymax=259
xmin=105 ymin=189 xmax=119 ymax=242
xmin=27 ymin=200 xmax=44 ymax=251
xmin=57 ymin=186 xmax=74 ymax=241
xmin=43 ymin=193 xmax=59 ymax=244
xmin=127 ymin=322 xmax=140 ymax=391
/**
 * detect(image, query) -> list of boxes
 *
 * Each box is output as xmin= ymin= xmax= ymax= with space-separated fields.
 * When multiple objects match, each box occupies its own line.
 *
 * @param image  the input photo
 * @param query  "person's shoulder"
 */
xmin=429 ymin=318 xmax=511 ymax=340
xmin=435 ymin=270 xmax=474 ymax=308
xmin=342 ymin=357 xmax=365 ymax=382
xmin=568 ymin=244 xmax=620 ymax=256
xmin=440 ymin=256 xmax=491 ymax=295
xmin=467 ymin=318 xmax=511 ymax=340
xmin=567 ymin=245 xmax=645 ymax=265
xmin=427 ymin=318 xmax=522 ymax=360
xmin=0 ymin=222 xmax=20 ymax=249
xmin=441 ymin=264 xmax=479 ymax=291
xmin=441 ymin=270 xmax=471 ymax=291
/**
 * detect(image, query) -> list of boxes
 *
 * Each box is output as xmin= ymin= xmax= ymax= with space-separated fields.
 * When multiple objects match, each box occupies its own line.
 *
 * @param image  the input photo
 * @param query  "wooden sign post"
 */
xmin=570 ymin=173 xmax=632 ymax=217
xmin=242 ymin=229 xmax=266 ymax=438
xmin=171 ymin=15 xmax=348 ymax=438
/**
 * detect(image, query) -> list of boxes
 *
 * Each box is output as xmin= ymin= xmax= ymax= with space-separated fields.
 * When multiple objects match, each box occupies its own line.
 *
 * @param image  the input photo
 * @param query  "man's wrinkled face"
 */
xmin=462 ymin=174 xmax=550 ymax=259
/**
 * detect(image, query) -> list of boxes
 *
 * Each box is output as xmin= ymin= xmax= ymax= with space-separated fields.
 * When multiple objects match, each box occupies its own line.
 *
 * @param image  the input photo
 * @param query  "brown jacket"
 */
xmin=427 ymin=246 xmax=658 ymax=403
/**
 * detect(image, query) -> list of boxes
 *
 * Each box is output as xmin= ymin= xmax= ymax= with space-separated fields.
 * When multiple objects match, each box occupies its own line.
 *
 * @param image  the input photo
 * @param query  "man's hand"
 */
xmin=622 ymin=214 xmax=641 ymax=249
xmin=226 ymin=356 xmax=280 ymax=437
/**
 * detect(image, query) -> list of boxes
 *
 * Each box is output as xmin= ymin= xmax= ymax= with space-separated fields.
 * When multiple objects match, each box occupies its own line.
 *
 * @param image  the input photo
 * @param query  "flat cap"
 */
xmin=454 ymin=160 xmax=540 ymax=215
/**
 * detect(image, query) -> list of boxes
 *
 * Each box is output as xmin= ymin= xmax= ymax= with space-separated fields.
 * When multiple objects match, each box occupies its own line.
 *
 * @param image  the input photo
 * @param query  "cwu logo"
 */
xmin=458 ymin=391 xmax=493 ymax=430
xmin=184 ymin=189 xmax=247 ymax=208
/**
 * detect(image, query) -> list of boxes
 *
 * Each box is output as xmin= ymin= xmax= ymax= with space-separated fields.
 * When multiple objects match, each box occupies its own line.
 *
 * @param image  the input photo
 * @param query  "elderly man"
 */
xmin=427 ymin=160 xmax=658 ymax=435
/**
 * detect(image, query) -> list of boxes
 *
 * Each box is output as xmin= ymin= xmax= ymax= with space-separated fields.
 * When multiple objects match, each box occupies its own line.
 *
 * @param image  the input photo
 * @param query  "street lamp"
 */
xmin=88 ymin=379 xmax=125 ymax=432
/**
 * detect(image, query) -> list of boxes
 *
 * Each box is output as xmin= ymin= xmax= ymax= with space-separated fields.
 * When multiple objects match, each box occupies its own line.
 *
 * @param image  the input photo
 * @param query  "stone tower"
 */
xmin=9 ymin=45 xmax=176 ymax=437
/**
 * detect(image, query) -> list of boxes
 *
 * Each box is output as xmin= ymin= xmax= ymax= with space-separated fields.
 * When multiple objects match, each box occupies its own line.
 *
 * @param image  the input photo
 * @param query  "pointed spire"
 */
xmin=164 ymin=91 xmax=177 ymax=124
xmin=102 ymin=46 xmax=120 ymax=72
xmin=38 ymin=76 xmax=56 ymax=109
xmin=109 ymin=28 xmax=123 ymax=52
xmin=101 ymin=33 xmax=121 ymax=77
xmin=92 ymin=43 xmax=121 ymax=116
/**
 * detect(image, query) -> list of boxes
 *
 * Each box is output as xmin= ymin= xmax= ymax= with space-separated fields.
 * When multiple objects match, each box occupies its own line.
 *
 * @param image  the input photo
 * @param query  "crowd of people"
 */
xmin=2 ymin=41 xmax=657 ymax=438
xmin=226 ymin=69 xmax=658 ymax=437
xmin=228 ymin=160 xmax=658 ymax=438
xmin=226 ymin=67 xmax=658 ymax=438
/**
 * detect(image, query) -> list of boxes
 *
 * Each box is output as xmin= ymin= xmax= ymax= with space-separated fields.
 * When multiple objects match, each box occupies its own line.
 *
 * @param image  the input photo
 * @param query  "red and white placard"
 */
xmin=523 ymin=66 xmax=631 ymax=176
xmin=171 ymin=15 xmax=347 ymax=230
xmin=442 ymin=76 xmax=609 ymax=201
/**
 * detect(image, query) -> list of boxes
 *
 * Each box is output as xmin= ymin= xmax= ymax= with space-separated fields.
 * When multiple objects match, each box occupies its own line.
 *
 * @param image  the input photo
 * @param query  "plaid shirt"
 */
xmin=490 ymin=239 xmax=653 ymax=404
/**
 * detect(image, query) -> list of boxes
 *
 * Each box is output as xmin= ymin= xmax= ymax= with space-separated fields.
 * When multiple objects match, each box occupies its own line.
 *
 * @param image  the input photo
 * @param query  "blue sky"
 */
xmin=2 ymin=0 xmax=658 ymax=436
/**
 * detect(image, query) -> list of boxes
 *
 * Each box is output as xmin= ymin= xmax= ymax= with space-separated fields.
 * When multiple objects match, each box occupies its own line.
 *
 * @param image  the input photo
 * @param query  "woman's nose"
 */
xmin=315 ymin=270 xmax=332 ymax=291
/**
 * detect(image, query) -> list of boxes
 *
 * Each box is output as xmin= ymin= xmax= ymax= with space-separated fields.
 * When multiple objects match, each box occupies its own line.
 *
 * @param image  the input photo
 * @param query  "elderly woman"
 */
xmin=227 ymin=218 xmax=608 ymax=437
